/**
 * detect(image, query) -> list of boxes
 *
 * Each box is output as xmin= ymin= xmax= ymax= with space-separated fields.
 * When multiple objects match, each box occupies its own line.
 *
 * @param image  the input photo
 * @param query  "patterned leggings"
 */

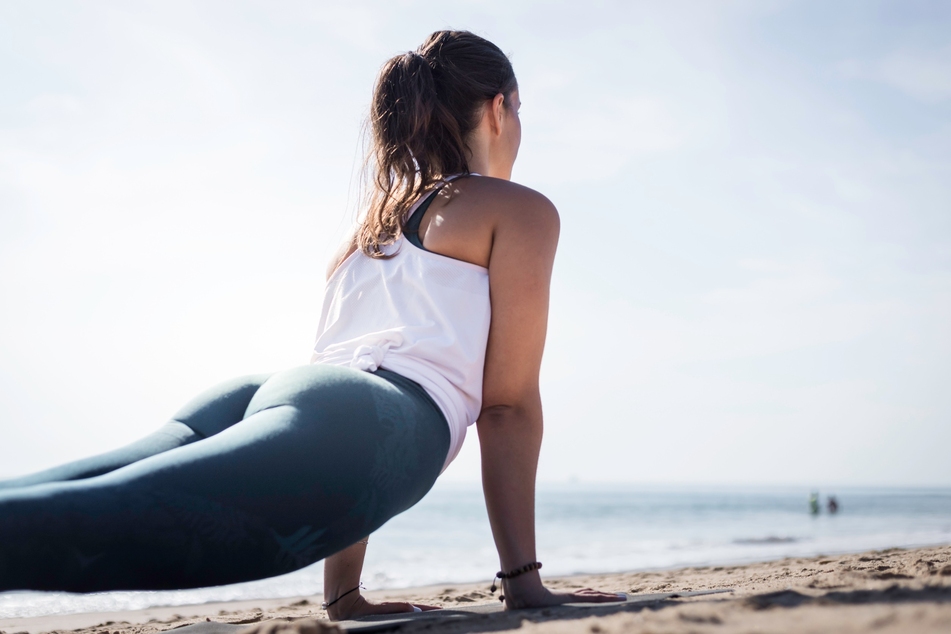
xmin=0 ymin=365 xmax=449 ymax=592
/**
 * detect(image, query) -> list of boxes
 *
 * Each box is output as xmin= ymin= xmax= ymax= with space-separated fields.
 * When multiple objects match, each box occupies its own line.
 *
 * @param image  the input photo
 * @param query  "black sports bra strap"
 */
xmin=404 ymin=185 xmax=445 ymax=250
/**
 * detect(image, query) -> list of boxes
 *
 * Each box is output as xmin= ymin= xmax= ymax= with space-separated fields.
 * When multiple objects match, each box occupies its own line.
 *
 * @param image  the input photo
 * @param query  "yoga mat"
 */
xmin=169 ymin=589 xmax=733 ymax=633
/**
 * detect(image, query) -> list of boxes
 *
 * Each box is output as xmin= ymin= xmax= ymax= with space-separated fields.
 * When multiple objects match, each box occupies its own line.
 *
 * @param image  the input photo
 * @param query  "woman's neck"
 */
xmin=465 ymin=135 xmax=512 ymax=180
xmin=466 ymin=144 xmax=491 ymax=178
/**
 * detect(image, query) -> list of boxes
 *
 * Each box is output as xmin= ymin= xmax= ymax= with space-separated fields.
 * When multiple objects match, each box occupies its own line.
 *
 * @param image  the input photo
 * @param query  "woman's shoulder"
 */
xmin=451 ymin=176 xmax=559 ymax=228
xmin=444 ymin=176 xmax=559 ymax=264
xmin=407 ymin=175 xmax=558 ymax=270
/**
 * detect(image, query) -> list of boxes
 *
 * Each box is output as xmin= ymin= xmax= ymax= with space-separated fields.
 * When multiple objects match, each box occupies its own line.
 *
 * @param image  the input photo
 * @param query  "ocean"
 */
xmin=2 ymin=482 xmax=949 ymax=619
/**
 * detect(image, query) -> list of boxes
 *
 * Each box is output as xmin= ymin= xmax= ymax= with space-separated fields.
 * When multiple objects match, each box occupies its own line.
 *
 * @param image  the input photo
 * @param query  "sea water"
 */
xmin=2 ymin=483 xmax=950 ymax=619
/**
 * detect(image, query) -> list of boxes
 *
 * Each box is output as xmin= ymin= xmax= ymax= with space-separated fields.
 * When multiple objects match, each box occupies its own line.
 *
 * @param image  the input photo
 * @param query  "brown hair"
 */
xmin=358 ymin=30 xmax=517 ymax=257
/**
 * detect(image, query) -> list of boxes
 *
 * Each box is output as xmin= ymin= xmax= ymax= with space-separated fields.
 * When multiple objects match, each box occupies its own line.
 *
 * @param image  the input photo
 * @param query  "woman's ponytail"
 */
xmin=358 ymin=31 xmax=517 ymax=258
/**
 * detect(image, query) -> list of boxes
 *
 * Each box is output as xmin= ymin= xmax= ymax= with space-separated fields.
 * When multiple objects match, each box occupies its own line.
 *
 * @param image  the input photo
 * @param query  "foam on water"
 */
xmin=2 ymin=483 xmax=950 ymax=619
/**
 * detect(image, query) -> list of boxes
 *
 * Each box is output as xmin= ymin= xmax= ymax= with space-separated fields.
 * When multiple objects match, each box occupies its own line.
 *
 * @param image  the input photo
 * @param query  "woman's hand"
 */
xmin=323 ymin=539 xmax=435 ymax=623
xmin=325 ymin=594 xmax=439 ymax=621
xmin=499 ymin=572 xmax=625 ymax=610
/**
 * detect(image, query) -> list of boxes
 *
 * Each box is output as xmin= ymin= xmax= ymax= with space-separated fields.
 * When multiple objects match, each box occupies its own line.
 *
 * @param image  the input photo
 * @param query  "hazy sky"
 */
xmin=1 ymin=0 xmax=949 ymax=487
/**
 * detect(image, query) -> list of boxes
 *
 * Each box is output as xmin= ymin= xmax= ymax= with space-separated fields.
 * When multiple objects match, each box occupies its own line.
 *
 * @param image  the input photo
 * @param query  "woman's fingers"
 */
xmin=361 ymin=601 xmax=415 ymax=615
xmin=360 ymin=601 xmax=440 ymax=615
xmin=329 ymin=597 xmax=444 ymax=621
xmin=565 ymin=588 xmax=627 ymax=603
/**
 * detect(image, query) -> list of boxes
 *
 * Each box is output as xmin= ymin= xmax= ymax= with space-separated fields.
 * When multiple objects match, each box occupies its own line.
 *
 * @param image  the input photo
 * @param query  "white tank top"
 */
xmin=310 ymin=185 xmax=491 ymax=470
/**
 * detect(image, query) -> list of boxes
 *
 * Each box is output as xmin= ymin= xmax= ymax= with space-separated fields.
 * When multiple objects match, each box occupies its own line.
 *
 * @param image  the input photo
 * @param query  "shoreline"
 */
xmin=2 ymin=544 xmax=950 ymax=633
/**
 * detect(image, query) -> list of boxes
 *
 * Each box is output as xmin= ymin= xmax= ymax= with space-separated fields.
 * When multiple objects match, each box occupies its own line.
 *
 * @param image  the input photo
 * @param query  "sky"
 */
xmin=1 ymin=0 xmax=949 ymax=487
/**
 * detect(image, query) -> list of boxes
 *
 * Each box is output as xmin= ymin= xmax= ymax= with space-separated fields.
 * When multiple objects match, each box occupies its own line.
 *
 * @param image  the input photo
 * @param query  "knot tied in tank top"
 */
xmin=349 ymin=333 xmax=405 ymax=371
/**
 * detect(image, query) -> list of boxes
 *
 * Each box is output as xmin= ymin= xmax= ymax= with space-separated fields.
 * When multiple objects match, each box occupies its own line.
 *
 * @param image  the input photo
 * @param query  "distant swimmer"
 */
xmin=827 ymin=496 xmax=839 ymax=514
xmin=809 ymin=492 xmax=820 ymax=515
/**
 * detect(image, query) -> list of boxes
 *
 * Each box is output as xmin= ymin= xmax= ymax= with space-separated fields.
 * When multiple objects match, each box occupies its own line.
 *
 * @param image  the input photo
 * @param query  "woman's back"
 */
xmin=317 ymin=174 xmax=560 ymax=468
xmin=313 ymin=178 xmax=494 ymax=469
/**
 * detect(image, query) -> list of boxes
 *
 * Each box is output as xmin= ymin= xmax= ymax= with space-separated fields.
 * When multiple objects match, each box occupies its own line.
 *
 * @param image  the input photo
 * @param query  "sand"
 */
xmin=2 ymin=544 xmax=949 ymax=634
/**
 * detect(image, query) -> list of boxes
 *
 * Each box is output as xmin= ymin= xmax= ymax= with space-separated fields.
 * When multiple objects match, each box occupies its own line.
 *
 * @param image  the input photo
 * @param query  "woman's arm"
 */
xmin=478 ymin=190 xmax=621 ymax=608
xmin=322 ymin=540 xmax=368 ymax=620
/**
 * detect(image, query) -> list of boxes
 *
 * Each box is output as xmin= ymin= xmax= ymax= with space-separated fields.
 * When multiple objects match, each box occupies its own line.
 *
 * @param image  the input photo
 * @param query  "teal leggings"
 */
xmin=0 ymin=365 xmax=449 ymax=592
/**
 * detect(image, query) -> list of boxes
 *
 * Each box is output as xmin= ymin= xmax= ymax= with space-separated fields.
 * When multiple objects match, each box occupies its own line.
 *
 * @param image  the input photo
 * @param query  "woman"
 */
xmin=0 ymin=30 xmax=622 ymax=620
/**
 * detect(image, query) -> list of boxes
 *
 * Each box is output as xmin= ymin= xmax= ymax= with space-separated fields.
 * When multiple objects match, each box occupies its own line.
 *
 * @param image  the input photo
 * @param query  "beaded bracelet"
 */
xmin=489 ymin=561 xmax=543 ymax=602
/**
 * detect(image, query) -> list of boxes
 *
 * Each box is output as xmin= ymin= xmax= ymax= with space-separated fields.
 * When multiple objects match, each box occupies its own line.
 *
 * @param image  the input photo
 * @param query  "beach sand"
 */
xmin=2 ymin=544 xmax=949 ymax=634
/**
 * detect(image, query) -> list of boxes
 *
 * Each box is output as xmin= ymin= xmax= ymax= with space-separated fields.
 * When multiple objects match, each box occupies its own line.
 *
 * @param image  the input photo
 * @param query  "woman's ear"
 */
xmin=489 ymin=92 xmax=506 ymax=136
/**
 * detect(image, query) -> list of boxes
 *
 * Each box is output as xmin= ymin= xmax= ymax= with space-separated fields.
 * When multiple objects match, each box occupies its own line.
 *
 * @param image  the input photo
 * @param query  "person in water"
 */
xmin=0 ymin=31 xmax=623 ymax=619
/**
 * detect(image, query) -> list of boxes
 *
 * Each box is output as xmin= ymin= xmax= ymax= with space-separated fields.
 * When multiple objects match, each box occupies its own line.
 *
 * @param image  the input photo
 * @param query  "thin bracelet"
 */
xmin=321 ymin=582 xmax=363 ymax=610
xmin=489 ymin=562 xmax=542 ymax=603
